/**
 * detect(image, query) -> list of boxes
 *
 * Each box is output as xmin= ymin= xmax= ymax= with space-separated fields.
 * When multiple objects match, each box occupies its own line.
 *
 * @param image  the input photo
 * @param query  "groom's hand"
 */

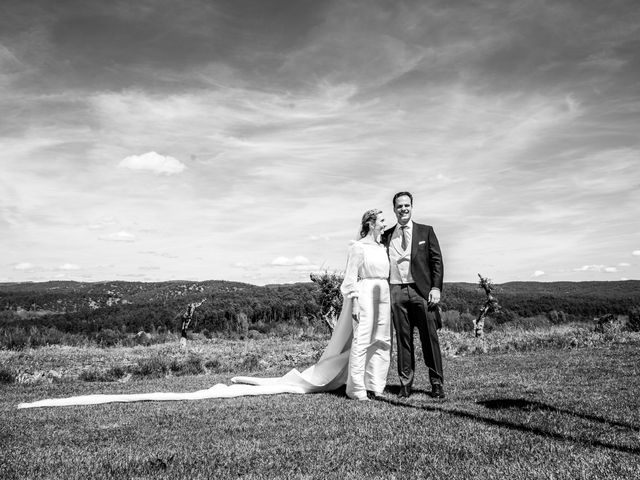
xmin=428 ymin=289 xmax=440 ymax=306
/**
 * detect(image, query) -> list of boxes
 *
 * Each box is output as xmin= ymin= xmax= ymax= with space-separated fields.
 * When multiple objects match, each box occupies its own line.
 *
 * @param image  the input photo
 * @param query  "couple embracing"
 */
xmin=342 ymin=191 xmax=445 ymax=401
xmin=18 ymin=191 xmax=444 ymax=409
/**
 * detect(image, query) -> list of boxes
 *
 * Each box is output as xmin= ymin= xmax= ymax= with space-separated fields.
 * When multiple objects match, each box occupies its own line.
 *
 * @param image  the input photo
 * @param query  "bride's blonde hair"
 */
xmin=360 ymin=209 xmax=382 ymax=238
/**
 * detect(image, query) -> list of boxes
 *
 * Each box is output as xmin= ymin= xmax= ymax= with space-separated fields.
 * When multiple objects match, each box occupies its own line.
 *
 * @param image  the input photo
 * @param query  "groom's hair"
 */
xmin=393 ymin=191 xmax=413 ymax=207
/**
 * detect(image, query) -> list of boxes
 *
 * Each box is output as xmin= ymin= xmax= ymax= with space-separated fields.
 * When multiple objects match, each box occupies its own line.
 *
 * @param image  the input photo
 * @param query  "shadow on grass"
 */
xmin=376 ymin=390 xmax=640 ymax=455
xmin=478 ymin=398 xmax=639 ymax=431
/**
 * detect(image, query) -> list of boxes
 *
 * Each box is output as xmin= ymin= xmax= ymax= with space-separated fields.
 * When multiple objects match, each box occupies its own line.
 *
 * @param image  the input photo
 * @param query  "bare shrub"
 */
xmin=310 ymin=271 xmax=344 ymax=332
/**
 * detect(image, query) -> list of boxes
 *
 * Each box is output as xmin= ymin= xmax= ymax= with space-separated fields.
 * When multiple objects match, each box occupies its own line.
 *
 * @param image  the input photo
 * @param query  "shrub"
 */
xmin=1 ymin=328 xmax=29 ymax=350
xmin=0 ymin=367 xmax=15 ymax=384
xmin=204 ymin=358 xmax=221 ymax=371
xmin=483 ymin=316 xmax=495 ymax=333
xmin=235 ymin=313 xmax=249 ymax=338
xmin=269 ymin=322 xmax=305 ymax=338
xmin=251 ymin=321 xmax=274 ymax=335
xmin=246 ymin=329 xmax=264 ymax=340
xmin=201 ymin=328 xmax=213 ymax=339
xmin=594 ymin=314 xmax=624 ymax=334
xmin=79 ymin=367 xmax=126 ymax=382
xmin=491 ymin=308 xmax=519 ymax=324
xmin=628 ymin=306 xmax=640 ymax=332
xmin=502 ymin=315 xmax=552 ymax=331
xmin=128 ymin=354 xmax=207 ymax=378
xmin=134 ymin=355 xmax=170 ymax=378
xmin=441 ymin=310 xmax=473 ymax=332
xmin=95 ymin=328 xmax=121 ymax=347
xmin=78 ymin=369 xmax=102 ymax=382
xmin=240 ymin=353 xmax=260 ymax=372
xmin=105 ymin=366 xmax=126 ymax=381
xmin=547 ymin=310 xmax=567 ymax=324
xmin=176 ymin=355 xmax=205 ymax=376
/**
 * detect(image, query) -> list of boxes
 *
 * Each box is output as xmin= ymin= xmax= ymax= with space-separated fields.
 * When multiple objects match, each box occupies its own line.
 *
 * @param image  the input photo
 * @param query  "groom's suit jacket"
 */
xmin=381 ymin=221 xmax=444 ymax=300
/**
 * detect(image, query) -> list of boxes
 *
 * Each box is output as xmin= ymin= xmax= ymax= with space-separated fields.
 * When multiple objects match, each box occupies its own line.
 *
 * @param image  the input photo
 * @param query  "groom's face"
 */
xmin=394 ymin=195 xmax=412 ymax=225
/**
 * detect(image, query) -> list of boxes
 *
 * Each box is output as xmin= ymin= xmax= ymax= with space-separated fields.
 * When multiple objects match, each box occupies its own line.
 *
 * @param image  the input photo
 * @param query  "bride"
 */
xmin=18 ymin=209 xmax=391 ymax=408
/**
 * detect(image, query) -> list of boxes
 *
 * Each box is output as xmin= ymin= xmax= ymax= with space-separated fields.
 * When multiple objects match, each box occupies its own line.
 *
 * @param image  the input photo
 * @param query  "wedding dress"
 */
xmin=18 ymin=241 xmax=391 ymax=409
xmin=341 ymin=240 xmax=391 ymax=400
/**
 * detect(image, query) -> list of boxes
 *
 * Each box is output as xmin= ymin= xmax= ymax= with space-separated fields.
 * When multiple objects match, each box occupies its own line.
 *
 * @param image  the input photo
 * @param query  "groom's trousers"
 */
xmin=390 ymin=283 xmax=443 ymax=388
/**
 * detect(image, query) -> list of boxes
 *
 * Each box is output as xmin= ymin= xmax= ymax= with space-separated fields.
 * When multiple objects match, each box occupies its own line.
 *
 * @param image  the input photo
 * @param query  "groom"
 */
xmin=381 ymin=191 xmax=445 ymax=399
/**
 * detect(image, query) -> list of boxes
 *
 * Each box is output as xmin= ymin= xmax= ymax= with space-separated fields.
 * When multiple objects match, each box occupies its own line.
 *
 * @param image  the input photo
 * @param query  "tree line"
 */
xmin=1 ymin=279 xmax=639 ymax=339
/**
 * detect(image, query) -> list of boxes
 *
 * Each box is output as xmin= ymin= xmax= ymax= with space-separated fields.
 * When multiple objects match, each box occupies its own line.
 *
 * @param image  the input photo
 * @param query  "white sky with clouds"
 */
xmin=1 ymin=0 xmax=639 ymax=285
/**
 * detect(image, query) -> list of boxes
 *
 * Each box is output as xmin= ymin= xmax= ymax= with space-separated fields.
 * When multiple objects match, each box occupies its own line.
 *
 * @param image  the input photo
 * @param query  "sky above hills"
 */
xmin=2 ymin=0 xmax=639 ymax=285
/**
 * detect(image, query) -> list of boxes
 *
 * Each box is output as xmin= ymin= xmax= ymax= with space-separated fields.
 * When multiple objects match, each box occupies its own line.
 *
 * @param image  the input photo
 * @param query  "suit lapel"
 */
xmin=383 ymin=226 xmax=396 ymax=248
xmin=410 ymin=221 xmax=420 ymax=263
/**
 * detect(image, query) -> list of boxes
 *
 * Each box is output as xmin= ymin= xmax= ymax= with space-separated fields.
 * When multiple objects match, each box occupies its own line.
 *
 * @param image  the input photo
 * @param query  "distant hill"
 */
xmin=1 ymin=280 xmax=638 ymax=335
xmin=441 ymin=280 xmax=640 ymax=318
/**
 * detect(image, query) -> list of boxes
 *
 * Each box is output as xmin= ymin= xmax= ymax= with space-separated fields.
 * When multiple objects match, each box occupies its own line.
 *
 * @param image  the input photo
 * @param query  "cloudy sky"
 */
xmin=2 ymin=0 xmax=639 ymax=285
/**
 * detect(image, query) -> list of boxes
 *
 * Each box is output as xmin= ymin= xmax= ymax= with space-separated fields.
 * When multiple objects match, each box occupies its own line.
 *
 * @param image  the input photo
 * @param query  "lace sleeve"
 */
xmin=340 ymin=242 xmax=363 ymax=299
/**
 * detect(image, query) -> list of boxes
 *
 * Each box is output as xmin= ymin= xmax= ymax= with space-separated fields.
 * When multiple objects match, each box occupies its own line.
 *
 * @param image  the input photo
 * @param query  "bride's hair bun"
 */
xmin=360 ymin=209 xmax=382 ymax=238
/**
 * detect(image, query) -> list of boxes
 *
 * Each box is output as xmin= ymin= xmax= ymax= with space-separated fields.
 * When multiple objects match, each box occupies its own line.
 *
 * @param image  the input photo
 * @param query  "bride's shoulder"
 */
xmin=347 ymin=239 xmax=368 ymax=250
xmin=354 ymin=238 xmax=382 ymax=248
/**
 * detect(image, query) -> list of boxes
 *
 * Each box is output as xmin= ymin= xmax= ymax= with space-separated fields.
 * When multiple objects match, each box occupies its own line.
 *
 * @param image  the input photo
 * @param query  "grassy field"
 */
xmin=1 ymin=329 xmax=639 ymax=479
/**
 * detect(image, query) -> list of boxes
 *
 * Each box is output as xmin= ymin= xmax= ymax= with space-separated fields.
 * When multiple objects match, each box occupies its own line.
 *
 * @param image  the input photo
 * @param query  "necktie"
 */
xmin=401 ymin=226 xmax=408 ymax=250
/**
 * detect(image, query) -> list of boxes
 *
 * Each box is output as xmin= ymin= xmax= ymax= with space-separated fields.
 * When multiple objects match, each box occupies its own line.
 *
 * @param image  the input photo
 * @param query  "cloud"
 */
xmin=532 ymin=270 xmax=545 ymax=277
xmin=573 ymin=265 xmax=618 ymax=273
xmin=2 ymin=1 xmax=639 ymax=285
xmin=271 ymin=255 xmax=312 ymax=267
xmin=139 ymin=250 xmax=177 ymax=258
xmin=234 ymin=262 xmax=256 ymax=270
xmin=88 ymin=218 xmax=117 ymax=230
xmin=118 ymin=151 xmax=185 ymax=175
xmin=14 ymin=262 xmax=35 ymax=270
xmin=59 ymin=263 xmax=80 ymax=270
xmin=618 ymin=262 xmax=631 ymax=267
xmin=573 ymin=265 xmax=604 ymax=272
xmin=100 ymin=231 xmax=136 ymax=242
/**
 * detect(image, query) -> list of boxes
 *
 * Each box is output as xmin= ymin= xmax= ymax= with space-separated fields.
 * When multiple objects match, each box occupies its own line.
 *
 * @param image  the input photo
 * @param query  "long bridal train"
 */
xmin=17 ymin=300 xmax=355 ymax=409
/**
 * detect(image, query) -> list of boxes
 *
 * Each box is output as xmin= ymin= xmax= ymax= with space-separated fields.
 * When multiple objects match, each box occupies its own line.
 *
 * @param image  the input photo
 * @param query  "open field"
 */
xmin=1 ymin=330 xmax=640 ymax=479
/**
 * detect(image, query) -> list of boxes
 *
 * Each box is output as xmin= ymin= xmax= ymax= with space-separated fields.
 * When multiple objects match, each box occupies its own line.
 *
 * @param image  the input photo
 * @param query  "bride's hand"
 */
xmin=351 ymin=299 xmax=360 ymax=322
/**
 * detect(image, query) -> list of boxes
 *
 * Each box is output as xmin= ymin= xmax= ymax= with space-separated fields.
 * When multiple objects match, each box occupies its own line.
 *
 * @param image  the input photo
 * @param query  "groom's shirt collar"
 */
xmin=393 ymin=220 xmax=413 ymax=236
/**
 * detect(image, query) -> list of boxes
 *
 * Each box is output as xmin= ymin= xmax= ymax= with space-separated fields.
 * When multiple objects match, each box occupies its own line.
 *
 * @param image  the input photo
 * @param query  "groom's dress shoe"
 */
xmin=431 ymin=384 xmax=445 ymax=399
xmin=398 ymin=386 xmax=412 ymax=398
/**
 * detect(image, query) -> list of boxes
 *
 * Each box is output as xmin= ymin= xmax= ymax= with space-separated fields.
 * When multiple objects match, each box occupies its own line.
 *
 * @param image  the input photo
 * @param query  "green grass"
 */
xmin=1 ymin=334 xmax=639 ymax=479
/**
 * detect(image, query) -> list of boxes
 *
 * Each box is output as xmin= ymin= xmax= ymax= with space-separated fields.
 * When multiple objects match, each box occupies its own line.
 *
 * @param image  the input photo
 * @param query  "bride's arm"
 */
xmin=340 ymin=243 xmax=363 ymax=318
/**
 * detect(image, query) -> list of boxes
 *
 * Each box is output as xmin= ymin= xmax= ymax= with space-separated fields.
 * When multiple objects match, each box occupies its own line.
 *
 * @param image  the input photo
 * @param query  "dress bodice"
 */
xmin=340 ymin=240 xmax=390 ymax=298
